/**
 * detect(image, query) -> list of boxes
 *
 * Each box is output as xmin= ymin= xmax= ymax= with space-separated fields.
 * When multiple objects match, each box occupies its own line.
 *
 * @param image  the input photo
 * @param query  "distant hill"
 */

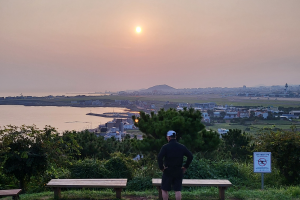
xmin=142 ymin=84 xmax=176 ymax=92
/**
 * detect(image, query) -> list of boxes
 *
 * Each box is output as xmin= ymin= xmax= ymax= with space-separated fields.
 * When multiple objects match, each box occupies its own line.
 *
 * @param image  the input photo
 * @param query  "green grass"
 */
xmin=208 ymin=120 xmax=300 ymax=134
xmin=125 ymin=129 xmax=144 ymax=136
xmin=4 ymin=187 xmax=300 ymax=200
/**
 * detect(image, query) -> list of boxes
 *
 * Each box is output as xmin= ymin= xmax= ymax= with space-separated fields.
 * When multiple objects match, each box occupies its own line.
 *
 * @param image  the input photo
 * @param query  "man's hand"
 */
xmin=161 ymin=166 xmax=168 ymax=172
xmin=182 ymin=167 xmax=187 ymax=173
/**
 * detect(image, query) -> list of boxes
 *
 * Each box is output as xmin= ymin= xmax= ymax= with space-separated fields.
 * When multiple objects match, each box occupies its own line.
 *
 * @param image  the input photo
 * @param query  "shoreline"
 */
xmin=0 ymin=102 xmax=138 ymax=110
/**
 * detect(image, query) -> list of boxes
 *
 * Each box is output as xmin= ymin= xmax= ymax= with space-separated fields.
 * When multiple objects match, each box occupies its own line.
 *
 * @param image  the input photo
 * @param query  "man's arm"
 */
xmin=183 ymin=147 xmax=193 ymax=169
xmin=157 ymin=146 xmax=166 ymax=171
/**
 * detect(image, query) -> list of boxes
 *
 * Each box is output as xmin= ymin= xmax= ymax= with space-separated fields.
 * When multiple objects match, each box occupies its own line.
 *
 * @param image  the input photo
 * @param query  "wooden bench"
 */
xmin=152 ymin=179 xmax=232 ymax=200
xmin=0 ymin=189 xmax=22 ymax=200
xmin=46 ymin=179 xmax=127 ymax=199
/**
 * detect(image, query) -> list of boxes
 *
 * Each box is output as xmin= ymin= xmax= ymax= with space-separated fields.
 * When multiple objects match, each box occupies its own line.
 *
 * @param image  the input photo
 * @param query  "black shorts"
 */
xmin=161 ymin=169 xmax=184 ymax=191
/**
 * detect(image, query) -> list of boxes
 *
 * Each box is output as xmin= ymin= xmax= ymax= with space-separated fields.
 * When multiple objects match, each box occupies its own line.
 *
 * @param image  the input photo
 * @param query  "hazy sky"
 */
xmin=1 ymin=0 xmax=300 ymax=93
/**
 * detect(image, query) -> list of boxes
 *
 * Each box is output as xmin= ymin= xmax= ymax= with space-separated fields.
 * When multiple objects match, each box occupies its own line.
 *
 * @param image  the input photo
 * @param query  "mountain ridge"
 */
xmin=142 ymin=84 xmax=176 ymax=91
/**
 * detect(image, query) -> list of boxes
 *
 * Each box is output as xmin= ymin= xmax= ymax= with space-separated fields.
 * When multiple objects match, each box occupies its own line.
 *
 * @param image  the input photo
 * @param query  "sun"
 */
xmin=136 ymin=27 xmax=142 ymax=33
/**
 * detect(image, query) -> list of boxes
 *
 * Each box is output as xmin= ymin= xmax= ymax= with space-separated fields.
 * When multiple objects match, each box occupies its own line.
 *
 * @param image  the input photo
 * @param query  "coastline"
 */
xmin=0 ymin=100 xmax=140 ymax=112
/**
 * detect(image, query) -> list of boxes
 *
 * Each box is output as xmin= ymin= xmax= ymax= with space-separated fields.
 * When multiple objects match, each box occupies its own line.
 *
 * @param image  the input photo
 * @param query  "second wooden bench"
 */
xmin=46 ymin=179 xmax=127 ymax=199
xmin=152 ymin=178 xmax=232 ymax=200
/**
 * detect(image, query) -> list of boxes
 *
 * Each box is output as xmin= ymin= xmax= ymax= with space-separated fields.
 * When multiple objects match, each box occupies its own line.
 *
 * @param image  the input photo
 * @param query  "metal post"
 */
xmin=261 ymin=173 xmax=264 ymax=190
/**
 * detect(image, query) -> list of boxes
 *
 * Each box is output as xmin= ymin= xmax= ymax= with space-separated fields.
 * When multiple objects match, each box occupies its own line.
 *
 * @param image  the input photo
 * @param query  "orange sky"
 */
xmin=1 ymin=0 xmax=300 ymax=93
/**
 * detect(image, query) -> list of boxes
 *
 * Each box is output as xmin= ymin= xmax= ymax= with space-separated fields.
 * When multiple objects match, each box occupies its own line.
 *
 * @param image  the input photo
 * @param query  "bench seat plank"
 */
xmin=47 ymin=179 xmax=127 ymax=188
xmin=152 ymin=179 xmax=232 ymax=187
xmin=0 ymin=189 xmax=22 ymax=196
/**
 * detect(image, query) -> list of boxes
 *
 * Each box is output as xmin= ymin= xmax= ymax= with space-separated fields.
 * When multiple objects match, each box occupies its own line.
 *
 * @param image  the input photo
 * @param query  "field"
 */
xmin=3 ymin=94 xmax=300 ymax=108
xmin=208 ymin=119 xmax=300 ymax=134
xmin=120 ymin=94 xmax=300 ymax=107
xmin=125 ymin=129 xmax=144 ymax=136
xmin=90 ymin=94 xmax=300 ymax=108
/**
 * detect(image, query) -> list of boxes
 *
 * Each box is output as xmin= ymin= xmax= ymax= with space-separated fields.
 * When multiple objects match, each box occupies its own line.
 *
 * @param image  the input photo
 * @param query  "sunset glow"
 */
xmin=0 ymin=0 xmax=300 ymax=93
xmin=136 ymin=27 xmax=142 ymax=33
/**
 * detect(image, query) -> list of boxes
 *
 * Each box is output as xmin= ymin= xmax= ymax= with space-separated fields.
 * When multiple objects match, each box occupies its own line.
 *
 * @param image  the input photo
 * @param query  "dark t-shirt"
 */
xmin=157 ymin=139 xmax=193 ymax=177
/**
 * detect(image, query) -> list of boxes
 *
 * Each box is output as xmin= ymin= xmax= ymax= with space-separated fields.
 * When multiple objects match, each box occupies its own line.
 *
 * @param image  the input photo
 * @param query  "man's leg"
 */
xmin=161 ymin=173 xmax=172 ymax=200
xmin=175 ymin=191 xmax=181 ymax=200
xmin=162 ymin=189 xmax=169 ymax=200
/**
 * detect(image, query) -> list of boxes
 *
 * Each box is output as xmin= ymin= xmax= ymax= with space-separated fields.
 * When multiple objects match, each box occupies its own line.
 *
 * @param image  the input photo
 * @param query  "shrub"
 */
xmin=0 ymin=169 xmax=18 ymax=190
xmin=127 ymin=177 xmax=153 ymax=191
xmin=134 ymin=157 xmax=161 ymax=179
xmin=184 ymin=159 xmax=247 ymax=186
xmin=70 ymin=159 xmax=108 ymax=178
xmin=104 ymin=156 xmax=134 ymax=179
xmin=254 ymin=129 xmax=300 ymax=184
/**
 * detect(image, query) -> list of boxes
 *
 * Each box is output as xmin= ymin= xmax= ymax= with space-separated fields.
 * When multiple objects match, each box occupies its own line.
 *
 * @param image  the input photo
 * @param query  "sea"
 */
xmin=0 ymin=91 xmax=126 ymax=132
xmin=0 ymin=105 xmax=127 ymax=132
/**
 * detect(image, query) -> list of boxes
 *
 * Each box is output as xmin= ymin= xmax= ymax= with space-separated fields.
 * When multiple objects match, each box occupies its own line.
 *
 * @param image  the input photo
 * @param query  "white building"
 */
xmin=289 ymin=111 xmax=300 ymax=116
xmin=202 ymin=112 xmax=210 ymax=123
xmin=218 ymin=128 xmax=229 ymax=136
xmin=177 ymin=107 xmax=184 ymax=111
xmin=123 ymin=122 xmax=134 ymax=129
xmin=255 ymin=111 xmax=269 ymax=119
xmin=224 ymin=112 xmax=238 ymax=119
xmin=213 ymin=112 xmax=221 ymax=117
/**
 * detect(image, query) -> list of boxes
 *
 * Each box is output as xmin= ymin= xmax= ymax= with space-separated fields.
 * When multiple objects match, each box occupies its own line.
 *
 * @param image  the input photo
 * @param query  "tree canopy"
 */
xmin=132 ymin=108 xmax=220 ymax=154
xmin=0 ymin=125 xmax=80 ymax=191
xmin=0 ymin=125 xmax=48 ymax=190
xmin=221 ymin=129 xmax=253 ymax=161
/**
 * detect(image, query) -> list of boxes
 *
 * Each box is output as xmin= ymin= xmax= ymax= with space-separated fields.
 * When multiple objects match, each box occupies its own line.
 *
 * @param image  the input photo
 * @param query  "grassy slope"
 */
xmin=7 ymin=187 xmax=300 ymax=200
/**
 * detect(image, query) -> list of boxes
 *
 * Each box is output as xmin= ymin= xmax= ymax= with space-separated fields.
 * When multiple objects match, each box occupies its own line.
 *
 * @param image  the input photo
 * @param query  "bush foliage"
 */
xmin=70 ymin=159 xmax=108 ymax=179
xmin=254 ymin=129 xmax=300 ymax=184
xmin=1 ymin=112 xmax=300 ymax=193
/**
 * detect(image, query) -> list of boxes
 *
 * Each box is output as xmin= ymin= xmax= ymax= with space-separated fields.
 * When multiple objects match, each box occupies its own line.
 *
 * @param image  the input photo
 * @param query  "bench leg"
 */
xmin=114 ymin=188 xmax=122 ymax=199
xmin=54 ymin=187 xmax=61 ymax=199
xmin=156 ymin=186 xmax=162 ymax=200
xmin=13 ymin=195 xmax=20 ymax=200
xmin=218 ymin=187 xmax=227 ymax=200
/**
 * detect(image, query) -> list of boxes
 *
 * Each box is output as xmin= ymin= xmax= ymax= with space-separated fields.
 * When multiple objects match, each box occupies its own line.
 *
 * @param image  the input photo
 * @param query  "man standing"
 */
xmin=157 ymin=130 xmax=193 ymax=200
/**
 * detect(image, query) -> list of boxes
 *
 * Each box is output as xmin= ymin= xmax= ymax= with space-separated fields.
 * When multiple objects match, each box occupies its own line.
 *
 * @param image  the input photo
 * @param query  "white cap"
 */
xmin=167 ymin=130 xmax=176 ymax=137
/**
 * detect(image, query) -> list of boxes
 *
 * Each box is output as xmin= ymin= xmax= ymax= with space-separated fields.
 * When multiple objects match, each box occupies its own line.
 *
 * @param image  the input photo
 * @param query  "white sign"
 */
xmin=253 ymin=152 xmax=271 ymax=173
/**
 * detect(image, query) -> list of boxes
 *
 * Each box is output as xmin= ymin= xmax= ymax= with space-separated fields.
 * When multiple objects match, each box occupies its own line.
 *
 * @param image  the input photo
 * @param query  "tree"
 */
xmin=199 ymin=129 xmax=221 ymax=152
xmin=267 ymin=111 xmax=274 ymax=120
xmin=0 ymin=125 xmax=48 ymax=191
xmin=254 ymin=129 xmax=300 ymax=184
xmin=66 ymin=130 xmax=138 ymax=160
xmin=249 ymin=111 xmax=255 ymax=119
xmin=220 ymin=111 xmax=226 ymax=119
xmin=46 ymin=128 xmax=81 ymax=167
xmin=207 ymin=109 xmax=214 ymax=117
xmin=132 ymin=108 xmax=219 ymax=154
xmin=221 ymin=129 xmax=253 ymax=161
xmin=0 ymin=125 xmax=80 ymax=191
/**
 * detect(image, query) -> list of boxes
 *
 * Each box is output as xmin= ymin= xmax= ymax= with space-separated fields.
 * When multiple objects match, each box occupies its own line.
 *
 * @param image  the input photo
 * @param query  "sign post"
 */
xmin=253 ymin=152 xmax=271 ymax=190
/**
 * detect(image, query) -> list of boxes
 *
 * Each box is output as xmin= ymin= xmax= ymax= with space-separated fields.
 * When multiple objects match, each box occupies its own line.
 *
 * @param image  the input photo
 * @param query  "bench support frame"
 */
xmin=114 ymin=188 xmax=123 ymax=199
xmin=156 ymin=186 xmax=162 ymax=200
xmin=54 ymin=188 xmax=61 ymax=199
xmin=156 ymin=186 xmax=228 ymax=200
xmin=12 ymin=196 xmax=20 ymax=200
xmin=218 ymin=186 xmax=227 ymax=200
